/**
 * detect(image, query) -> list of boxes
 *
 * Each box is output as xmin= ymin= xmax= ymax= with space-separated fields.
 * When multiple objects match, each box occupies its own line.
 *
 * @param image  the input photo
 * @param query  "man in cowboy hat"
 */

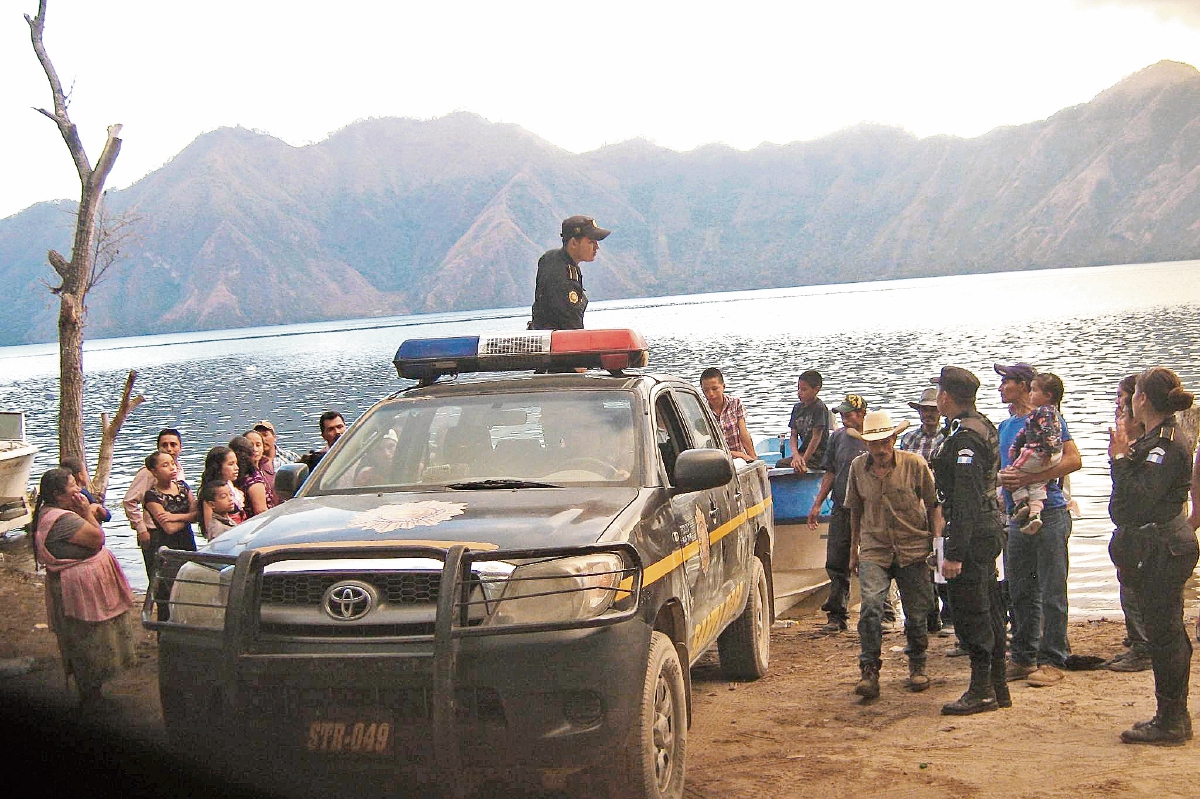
xmin=900 ymin=387 xmax=953 ymax=636
xmin=530 ymin=215 xmax=612 ymax=330
xmin=844 ymin=409 xmax=943 ymax=699
xmin=900 ymin=387 xmax=944 ymax=463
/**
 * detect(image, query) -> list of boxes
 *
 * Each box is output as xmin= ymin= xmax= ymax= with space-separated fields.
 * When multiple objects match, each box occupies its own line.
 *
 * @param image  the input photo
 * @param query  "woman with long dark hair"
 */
xmin=198 ymin=445 xmax=244 ymax=538
xmin=1108 ymin=366 xmax=1198 ymax=745
xmin=31 ymin=467 xmax=136 ymax=708
xmin=230 ymin=435 xmax=275 ymax=517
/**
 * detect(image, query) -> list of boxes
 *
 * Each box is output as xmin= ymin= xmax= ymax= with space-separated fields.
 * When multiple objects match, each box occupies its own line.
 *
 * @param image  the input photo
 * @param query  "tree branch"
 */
xmin=89 ymin=125 xmax=123 ymax=193
xmin=47 ymin=249 xmax=69 ymax=278
xmin=26 ymin=0 xmax=91 ymax=179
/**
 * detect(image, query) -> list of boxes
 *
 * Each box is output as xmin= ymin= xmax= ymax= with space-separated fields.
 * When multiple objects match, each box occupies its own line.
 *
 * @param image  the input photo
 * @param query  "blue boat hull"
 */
xmin=756 ymin=436 xmax=832 ymax=612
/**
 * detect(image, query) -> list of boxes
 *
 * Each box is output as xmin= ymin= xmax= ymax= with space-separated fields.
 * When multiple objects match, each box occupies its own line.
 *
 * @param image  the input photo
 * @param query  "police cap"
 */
xmin=561 ymin=215 xmax=611 ymax=241
xmin=930 ymin=366 xmax=980 ymax=399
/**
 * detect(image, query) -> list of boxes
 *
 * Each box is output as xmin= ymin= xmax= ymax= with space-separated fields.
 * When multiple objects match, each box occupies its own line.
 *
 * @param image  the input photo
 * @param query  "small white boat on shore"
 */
xmin=0 ymin=413 xmax=38 ymax=535
xmin=756 ymin=434 xmax=831 ymax=615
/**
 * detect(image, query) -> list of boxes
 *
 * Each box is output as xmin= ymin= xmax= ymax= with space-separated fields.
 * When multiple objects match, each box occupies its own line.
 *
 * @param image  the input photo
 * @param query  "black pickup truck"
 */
xmin=146 ymin=329 xmax=774 ymax=799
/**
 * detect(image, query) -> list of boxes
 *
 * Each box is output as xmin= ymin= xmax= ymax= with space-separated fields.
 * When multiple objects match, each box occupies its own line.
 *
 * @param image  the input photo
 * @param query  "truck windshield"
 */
xmin=307 ymin=390 xmax=639 ymax=493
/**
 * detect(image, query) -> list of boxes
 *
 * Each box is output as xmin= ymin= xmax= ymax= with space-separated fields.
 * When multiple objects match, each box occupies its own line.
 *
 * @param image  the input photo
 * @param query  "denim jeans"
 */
xmin=857 ymin=558 xmax=933 ymax=666
xmin=1006 ymin=505 xmax=1071 ymax=667
xmin=822 ymin=506 xmax=852 ymax=624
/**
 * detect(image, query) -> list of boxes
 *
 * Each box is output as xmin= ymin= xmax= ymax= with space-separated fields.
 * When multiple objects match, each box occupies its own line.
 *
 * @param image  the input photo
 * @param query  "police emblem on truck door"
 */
xmin=695 ymin=505 xmax=711 ymax=573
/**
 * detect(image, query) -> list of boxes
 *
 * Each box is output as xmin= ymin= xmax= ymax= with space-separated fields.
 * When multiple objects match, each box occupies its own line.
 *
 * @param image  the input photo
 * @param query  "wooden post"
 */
xmin=92 ymin=370 xmax=145 ymax=503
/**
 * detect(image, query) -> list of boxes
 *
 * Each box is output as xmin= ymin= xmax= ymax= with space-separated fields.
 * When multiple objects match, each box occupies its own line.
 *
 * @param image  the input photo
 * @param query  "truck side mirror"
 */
xmin=673 ymin=448 xmax=733 ymax=492
xmin=274 ymin=463 xmax=310 ymax=501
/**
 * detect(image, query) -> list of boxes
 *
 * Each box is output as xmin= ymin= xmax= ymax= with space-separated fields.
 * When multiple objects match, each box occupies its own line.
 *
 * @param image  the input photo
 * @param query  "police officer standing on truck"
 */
xmin=929 ymin=366 xmax=1010 ymax=715
xmin=531 ymin=215 xmax=611 ymax=330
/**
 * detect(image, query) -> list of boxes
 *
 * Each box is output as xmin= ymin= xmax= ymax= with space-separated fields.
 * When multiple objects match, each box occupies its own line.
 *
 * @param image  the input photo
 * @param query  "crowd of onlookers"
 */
xmin=25 ymin=411 xmax=346 ymax=709
xmin=704 ymin=361 xmax=1199 ymax=745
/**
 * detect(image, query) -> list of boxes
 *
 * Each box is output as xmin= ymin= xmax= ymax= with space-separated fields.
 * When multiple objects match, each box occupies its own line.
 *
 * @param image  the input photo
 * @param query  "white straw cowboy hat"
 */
xmin=850 ymin=409 xmax=910 ymax=442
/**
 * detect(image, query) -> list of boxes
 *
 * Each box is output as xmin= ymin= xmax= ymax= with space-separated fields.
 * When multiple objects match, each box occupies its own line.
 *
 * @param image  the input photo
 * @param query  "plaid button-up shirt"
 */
xmin=899 ymin=426 xmax=944 ymax=463
xmin=715 ymin=395 xmax=746 ymax=452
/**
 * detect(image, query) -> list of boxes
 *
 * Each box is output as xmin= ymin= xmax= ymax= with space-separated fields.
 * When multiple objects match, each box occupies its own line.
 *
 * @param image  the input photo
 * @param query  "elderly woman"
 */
xmin=1108 ymin=367 xmax=1198 ymax=745
xmin=31 ymin=467 xmax=136 ymax=708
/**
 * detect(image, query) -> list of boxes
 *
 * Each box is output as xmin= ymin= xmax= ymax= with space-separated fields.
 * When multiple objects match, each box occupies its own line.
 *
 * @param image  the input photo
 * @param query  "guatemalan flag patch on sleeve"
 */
xmin=1147 ymin=446 xmax=1166 ymax=465
xmin=957 ymin=448 xmax=974 ymax=464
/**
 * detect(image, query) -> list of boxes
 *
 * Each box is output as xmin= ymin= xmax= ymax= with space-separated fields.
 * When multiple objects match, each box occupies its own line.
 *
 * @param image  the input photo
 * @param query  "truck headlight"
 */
xmin=169 ymin=562 xmax=233 ymax=629
xmin=484 ymin=553 xmax=630 ymax=626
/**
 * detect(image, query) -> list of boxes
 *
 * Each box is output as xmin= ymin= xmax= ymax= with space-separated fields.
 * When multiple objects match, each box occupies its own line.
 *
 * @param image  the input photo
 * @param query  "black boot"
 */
xmin=993 ymin=656 xmax=1011 ymax=708
xmin=942 ymin=662 xmax=998 ymax=716
xmin=1132 ymin=713 xmax=1192 ymax=739
xmin=855 ymin=660 xmax=881 ymax=700
xmin=1122 ymin=697 xmax=1191 ymax=746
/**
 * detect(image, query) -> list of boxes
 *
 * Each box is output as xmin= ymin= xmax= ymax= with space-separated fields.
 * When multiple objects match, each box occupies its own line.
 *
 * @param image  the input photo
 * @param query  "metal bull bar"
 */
xmin=144 ymin=541 xmax=642 ymax=790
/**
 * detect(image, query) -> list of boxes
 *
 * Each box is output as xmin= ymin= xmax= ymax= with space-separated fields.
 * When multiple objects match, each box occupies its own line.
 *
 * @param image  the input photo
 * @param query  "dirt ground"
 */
xmin=2 ymin=563 xmax=1197 ymax=798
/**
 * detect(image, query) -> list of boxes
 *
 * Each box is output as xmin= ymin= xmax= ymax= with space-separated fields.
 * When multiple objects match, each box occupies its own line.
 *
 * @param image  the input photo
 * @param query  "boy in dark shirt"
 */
xmin=789 ymin=370 xmax=832 ymax=473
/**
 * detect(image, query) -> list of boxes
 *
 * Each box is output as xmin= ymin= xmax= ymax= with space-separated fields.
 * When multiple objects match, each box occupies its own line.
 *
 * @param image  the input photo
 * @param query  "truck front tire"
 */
xmin=609 ymin=630 xmax=687 ymax=799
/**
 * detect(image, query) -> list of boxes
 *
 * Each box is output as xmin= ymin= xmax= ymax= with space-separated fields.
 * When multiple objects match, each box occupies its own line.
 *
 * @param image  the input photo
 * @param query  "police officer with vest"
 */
xmin=530 ymin=215 xmax=611 ymax=330
xmin=929 ymin=366 xmax=1010 ymax=715
xmin=1108 ymin=367 xmax=1198 ymax=745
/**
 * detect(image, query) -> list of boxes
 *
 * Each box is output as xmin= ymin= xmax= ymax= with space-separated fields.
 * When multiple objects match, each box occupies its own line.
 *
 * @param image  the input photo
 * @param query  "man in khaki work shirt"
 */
xmin=844 ymin=409 xmax=944 ymax=700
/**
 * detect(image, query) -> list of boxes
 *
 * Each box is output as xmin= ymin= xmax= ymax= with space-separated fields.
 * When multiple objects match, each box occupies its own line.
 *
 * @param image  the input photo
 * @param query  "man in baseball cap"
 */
xmin=809 ymin=393 xmax=869 ymax=633
xmin=252 ymin=419 xmax=299 ymax=494
xmin=994 ymin=362 xmax=1037 ymax=384
xmin=530 ymin=215 xmax=613 ymax=330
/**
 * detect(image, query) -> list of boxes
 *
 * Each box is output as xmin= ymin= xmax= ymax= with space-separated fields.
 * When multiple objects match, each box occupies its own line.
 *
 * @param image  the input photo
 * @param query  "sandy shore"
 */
xmin=1 ymin=563 xmax=1197 ymax=798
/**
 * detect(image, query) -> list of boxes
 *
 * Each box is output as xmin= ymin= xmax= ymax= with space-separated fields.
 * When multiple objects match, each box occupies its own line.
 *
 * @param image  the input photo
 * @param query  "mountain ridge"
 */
xmin=2 ymin=60 xmax=1198 ymax=345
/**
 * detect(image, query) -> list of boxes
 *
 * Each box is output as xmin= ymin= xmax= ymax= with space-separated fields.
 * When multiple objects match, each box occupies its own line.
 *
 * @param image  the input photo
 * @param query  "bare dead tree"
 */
xmin=26 ymin=0 xmax=124 ymax=465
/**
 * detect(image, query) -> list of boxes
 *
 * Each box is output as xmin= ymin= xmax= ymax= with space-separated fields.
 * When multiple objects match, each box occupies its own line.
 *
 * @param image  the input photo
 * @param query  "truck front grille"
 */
xmin=261 ymin=571 xmax=444 ymax=606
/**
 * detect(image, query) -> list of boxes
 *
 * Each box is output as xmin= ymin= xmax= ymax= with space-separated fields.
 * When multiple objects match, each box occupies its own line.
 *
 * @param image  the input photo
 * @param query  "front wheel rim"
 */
xmin=651 ymin=669 xmax=676 ymax=791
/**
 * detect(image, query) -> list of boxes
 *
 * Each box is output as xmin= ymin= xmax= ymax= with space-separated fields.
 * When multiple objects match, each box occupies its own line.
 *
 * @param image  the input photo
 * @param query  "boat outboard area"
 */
xmin=756 ymin=434 xmax=833 ymax=612
xmin=0 ymin=412 xmax=38 ymax=535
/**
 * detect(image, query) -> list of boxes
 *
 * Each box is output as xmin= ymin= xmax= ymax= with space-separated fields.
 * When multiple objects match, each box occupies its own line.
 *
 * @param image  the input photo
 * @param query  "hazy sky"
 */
xmin=3 ymin=0 xmax=1200 ymax=220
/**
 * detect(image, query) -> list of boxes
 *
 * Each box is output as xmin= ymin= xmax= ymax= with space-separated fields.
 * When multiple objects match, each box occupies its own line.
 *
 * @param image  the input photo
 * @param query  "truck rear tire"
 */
xmin=609 ymin=630 xmax=687 ymax=799
xmin=717 ymin=555 xmax=770 ymax=680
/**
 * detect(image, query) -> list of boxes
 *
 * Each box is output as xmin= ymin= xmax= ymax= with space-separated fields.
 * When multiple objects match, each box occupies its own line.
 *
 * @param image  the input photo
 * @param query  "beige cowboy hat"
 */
xmin=849 ymin=409 xmax=910 ymax=442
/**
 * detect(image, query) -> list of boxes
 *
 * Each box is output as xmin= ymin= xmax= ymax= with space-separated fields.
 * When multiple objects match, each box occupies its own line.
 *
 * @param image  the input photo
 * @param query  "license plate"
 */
xmin=305 ymin=719 xmax=394 ymax=755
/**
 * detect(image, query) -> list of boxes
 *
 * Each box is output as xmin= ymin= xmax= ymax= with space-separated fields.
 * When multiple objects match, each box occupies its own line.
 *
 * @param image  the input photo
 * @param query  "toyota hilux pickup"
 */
xmin=145 ymin=329 xmax=774 ymax=799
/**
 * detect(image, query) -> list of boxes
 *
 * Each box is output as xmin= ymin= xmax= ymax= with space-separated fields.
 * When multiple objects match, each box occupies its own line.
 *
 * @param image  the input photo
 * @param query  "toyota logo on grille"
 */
xmin=321 ymin=581 xmax=375 ymax=621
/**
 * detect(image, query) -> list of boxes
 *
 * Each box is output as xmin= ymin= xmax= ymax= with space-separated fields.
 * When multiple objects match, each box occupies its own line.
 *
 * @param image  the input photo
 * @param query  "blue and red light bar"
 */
xmin=394 ymin=329 xmax=649 ymax=382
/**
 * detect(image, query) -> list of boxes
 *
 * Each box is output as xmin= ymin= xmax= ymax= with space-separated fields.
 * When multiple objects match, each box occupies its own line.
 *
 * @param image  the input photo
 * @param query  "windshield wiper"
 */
xmin=447 ymin=479 xmax=561 ymax=490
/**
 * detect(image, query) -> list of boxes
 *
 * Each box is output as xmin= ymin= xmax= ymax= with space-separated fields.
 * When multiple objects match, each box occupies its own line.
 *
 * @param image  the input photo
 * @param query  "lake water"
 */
xmin=2 ymin=260 xmax=1200 ymax=618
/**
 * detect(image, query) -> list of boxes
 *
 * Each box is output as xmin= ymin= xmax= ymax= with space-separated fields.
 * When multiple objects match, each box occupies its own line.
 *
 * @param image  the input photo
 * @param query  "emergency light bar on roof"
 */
xmin=393 ymin=328 xmax=650 ymax=383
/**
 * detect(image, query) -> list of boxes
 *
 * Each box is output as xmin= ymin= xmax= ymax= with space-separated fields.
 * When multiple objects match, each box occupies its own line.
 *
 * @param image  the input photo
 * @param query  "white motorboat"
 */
xmin=0 ymin=412 xmax=38 ymax=535
xmin=756 ymin=433 xmax=831 ymax=615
